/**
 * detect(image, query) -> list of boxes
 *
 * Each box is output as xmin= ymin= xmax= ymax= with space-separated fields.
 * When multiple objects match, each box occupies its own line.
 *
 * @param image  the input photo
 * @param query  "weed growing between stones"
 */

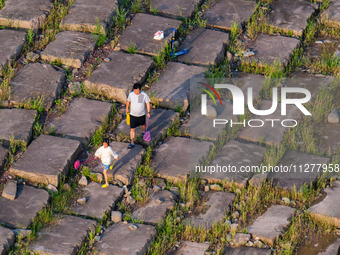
xmin=228 ymin=22 xmax=242 ymax=54
xmin=239 ymin=58 xmax=286 ymax=77
xmin=77 ymin=227 xmax=100 ymax=255
xmin=48 ymin=126 xmax=55 ymax=136
xmin=166 ymin=119 xmax=181 ymax=136
xmin=149 ymin=7 xmax=158 ymax=15
xmin=36 ymin=0 xmax=73 ymax=50
xmin=147 ymin=207 xmax=185 ymax=255
xmin=130 ymin=177 xmax=151 ymax=203
xmin=126 ymin=43 xmax=138 ymax=53
xmin=0 ymin=62 xmax=16 ymax=101
xmin=32 ymin=114 xmax=45 ymax=138
xmin=262 ymin=143 xmax=287 ymax=167
xmin=129 ymin=147 xmax=154 ymax=205
xmin=50 ymin=57 xmax=63 ymax=67
xmin=205 ymin=59 xmax=231 ymax=79
xmin=152 ymin=43 xmax=172 ymax=70
xmin=147 ymin=91 xmax=160 ymax=108
xmin=89 ymin=104 xmax=118 ymax=148
xmin=25 ymin=29 xmax=35 ymax=48
xmin=81 ymin=166 xmax=104 ymax=183
xmin=178 ymin=178 xmax=200 ymax=209
xmin=319 ymin=21 xmax=340 ymax=39
xmin=93 ymin=18 xmax=107 ymax=47
xmin=246 ymin=2 xmax=269 ymax=40
xmin=0 ymin=0 xmax=5 ymax=9
xmin=111 ymin=7 xmax=128 ymax=33
xmin=275 ymin=211 xmax=336 ymax=254
xmin=184 ymin=6 xmax=207 ymax=29
xmin=8 ymin=134 xmax=26 ymax=154
xmin=130 ymin=0 xmax=144 ymax=13
xmin=53 ymin=98 xmax=68 ymax=115
xmin=20 ymin=96 xmax=45 ymax=115
xmin=300 ymin=46 xmax=340 ymax=76
xmin=285 ymin=80 xmax=339 ymax=156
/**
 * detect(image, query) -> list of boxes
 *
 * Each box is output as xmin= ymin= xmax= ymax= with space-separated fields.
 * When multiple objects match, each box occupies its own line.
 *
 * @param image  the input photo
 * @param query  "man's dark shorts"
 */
xmin=130 ymin=115 xmax=146 ymax=129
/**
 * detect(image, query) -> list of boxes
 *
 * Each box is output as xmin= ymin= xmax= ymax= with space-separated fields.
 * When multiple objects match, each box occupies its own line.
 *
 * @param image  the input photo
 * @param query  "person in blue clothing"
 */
xmin=126 ymin=83 xmax=151 ymax=149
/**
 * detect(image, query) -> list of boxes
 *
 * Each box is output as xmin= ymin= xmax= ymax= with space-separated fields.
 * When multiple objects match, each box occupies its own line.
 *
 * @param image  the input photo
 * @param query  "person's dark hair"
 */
xmin=133 ymin=83 xmax=142 ymax=90
xmin=102 ymin=138 xmax=110 ymax=145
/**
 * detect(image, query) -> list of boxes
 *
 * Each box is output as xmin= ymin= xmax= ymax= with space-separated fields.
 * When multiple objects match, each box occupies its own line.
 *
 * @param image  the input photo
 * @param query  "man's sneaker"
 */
xmin=128 ymin=143 xmax=135 ymax=149
xmin=102 ymin=184 xmax=109 ymax=188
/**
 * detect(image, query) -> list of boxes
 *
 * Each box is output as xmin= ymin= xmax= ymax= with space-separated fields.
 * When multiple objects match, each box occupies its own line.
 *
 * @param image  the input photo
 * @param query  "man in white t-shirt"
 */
xmin=126 ymin=83 xmax=151 ymax=149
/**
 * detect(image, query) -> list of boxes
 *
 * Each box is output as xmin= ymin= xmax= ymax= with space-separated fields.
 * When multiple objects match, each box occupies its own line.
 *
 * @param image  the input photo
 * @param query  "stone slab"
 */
xmin=200 ymin=140 xmax=266 ymax=188
xmin=115 ymin=108 xmax=179 ymax=146
xmin=0 ymin=29 xmax=26 ymax=76
xmin=185 ymin=192 xmax=236 ymax=229
xmin=287 ymin=73 xmax=334 ymax=99
xmin=119 ymin=13 xmax=181 ymax=56
xmin=148 ymin=62 xmax=205 ymax=111
xmin=247 ymin=205 xmax=295 ymax=246
xmin=174 ymin=241 xmax=210 ymax=255
xmin=29 ymin=215 xmax=97 ymax=255
xmin=269 ymin=150 xmax=330 ymax=190
xmin=0 ymin=0 xmax=53 ymax=29
xmin=71 ymin=182 xmax=124 ymax=220
xmin=41 ymin=31 xmax=97 ymax=68
xmin=150 ymin=0 xmax=200 ymax=19
xmin=243 ymin=34 xmax=300 ymax=67
xmin=239 ymin=100 xmax=301 ymax=145
xmin=0 ymin=185 xmax=49 ymax=228
xmin=177 ymin=28 xmax=229 ymax=66
xmin=60 ymin=0 xmax=118 ymax=33
xmin=317 ymin=238 xmax=340 ymax=255
xmin=84 ymin=51 xmax=153 ymax=103
xmin=319 ymin=123 xmax=340 ymax=154
xmin=267 ymin=0 xmax=317 ymax=36
xmin=232 ymin=72 xmax=266 ymax=98
xmin=47 ymin=98 xmax=112 ymax=144
xmin=322 ymin=0 xmax=340 ymax=28
xmin=224 ymin=247 xmax=271 ymax=255
xmin=94 ymin=222 xmax=156 ymax=255
xmin=0 ymin=108 xmax=36 ymax=144
xmin=92 ymin=141 xmax=145 ymax=185
xmin=310 ymin=181 xmax=340 ymax=228
xmin=9 ymin=63 xmax=65 ymax=109
xmin=0 ymin=226 xmax=15 ymax=255
xmin=152 ymin=137 xmax=213 ymax=183
xmin=0 ymin=144 xmax=8 ymax=172
xmin=1 ymin=180 xmax=17 ymax=200
xmin=131 ymin=190 xmax=176 ymax=225
xmin=150 ymin=0 xmax=201 ymax=18
xmin=10 ymin=135 xmax=82 ymax=186
xmin=180 ymin=100 xmax=235 ymax=141
xmin=204 ymin=0 xmax=257 ymax=30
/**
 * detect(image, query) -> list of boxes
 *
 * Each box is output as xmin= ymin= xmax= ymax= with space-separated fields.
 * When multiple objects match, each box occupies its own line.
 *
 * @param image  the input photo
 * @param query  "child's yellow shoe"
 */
xmin=102 ymin=184 xmax=109 ymax=188
xmin=110 ymin=163 xmax=114 ymax=170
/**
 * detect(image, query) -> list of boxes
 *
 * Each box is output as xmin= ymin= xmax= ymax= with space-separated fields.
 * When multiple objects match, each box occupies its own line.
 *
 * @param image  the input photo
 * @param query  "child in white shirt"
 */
xmin=94 ymin=138 xmax=119 ymax=188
